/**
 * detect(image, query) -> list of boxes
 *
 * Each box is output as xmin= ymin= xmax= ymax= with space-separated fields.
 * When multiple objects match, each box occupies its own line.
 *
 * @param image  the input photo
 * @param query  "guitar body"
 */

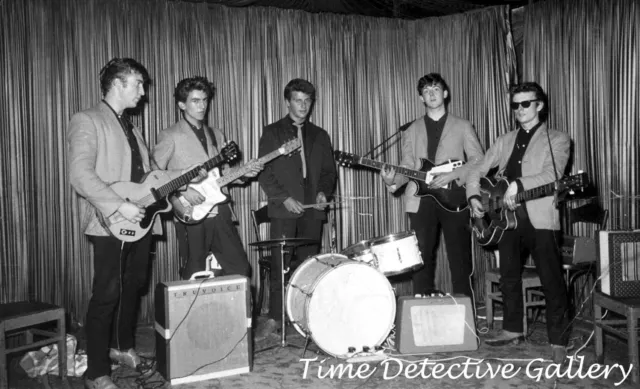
xmin=409 ymin=158 xmax=469 ymax=212
xmin=472 ymin=177 xmax=518 ymax=246
xmin=169 ymin=169 xmax=228 ymax=224
xmin=169 ymin=139 xmax=302 ymax=224
xmin=99 ymin=170 xmax=173 ymax=242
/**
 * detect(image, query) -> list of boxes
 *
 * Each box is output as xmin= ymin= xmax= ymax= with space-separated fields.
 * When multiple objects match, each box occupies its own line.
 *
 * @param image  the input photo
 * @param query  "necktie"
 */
xmin=295 ymin=123 xmax=307 ymax=178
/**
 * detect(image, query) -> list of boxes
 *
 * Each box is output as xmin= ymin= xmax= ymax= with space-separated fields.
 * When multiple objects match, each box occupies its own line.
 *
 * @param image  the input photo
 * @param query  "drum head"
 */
xmin=341 ymin=240 xmax=370 ymax=257
xmin=286 ymin=254 xmax=350 ymax=336
xmin=306 ymin=262 xmax=395 ymax=357
xmin=370 ymin=230 xmax=415 ymax=246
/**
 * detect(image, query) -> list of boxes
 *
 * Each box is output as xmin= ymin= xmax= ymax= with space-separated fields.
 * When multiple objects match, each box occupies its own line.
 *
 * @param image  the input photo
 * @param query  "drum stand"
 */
xmin=255 ymin=241 xmax=315 ymax=357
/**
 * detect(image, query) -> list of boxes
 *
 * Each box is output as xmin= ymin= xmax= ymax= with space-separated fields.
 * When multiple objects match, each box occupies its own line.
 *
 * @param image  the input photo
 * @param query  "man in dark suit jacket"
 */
xmin=256 ymin=78 xmax=337 ymax=336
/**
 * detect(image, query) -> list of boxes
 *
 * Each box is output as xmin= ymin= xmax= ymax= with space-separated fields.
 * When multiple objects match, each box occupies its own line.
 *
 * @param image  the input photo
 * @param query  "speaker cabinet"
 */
xmin=395 ymin=294 xmax=477 ymax=354
xmin=155 ymin=275 xmax=252 ymax=385
xmin=599 ymin=230 xmax=640 ymax=297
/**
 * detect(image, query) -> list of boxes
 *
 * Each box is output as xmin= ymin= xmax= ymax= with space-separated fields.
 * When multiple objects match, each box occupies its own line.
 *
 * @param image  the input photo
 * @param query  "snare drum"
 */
xmin=285 ymin=254 xmax=396 ymax=358
xmin=341 ymin=240 xmax=378 ymax=267
xmin=369 ymin=231 xmax=423 ymax=276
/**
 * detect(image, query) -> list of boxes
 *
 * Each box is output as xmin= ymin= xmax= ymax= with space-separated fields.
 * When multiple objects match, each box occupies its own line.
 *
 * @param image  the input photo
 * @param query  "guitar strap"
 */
xmin=204 ymin=126 xmax=238 ymax=221
xmin=545 ymin=127 xmax=560 ymax=207
xmin=205 ymin=126 xmax=219 ymax=153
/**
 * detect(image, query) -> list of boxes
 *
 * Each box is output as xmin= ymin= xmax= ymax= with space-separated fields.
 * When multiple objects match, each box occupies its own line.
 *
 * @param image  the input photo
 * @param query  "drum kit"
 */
xmin=250 ymin=230 xmax=423 ymax=359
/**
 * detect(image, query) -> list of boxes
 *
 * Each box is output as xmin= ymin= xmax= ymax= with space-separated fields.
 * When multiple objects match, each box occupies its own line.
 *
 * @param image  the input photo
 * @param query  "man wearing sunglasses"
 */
xmin=466 ymin=82 xmax=571 ymax=364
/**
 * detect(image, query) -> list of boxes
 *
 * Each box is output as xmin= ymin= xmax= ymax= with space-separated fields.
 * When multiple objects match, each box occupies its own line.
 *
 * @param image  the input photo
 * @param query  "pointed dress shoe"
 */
xmin=485 ymin=330 xmax=525 ymax=346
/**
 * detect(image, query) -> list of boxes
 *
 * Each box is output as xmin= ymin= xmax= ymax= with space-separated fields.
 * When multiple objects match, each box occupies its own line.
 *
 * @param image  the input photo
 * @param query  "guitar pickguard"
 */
xmin=183 ymin=169 xmax=228 ymax=221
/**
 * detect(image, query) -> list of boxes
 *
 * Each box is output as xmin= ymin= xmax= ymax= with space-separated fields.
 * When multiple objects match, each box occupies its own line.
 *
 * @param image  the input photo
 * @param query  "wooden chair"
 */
xmin=485 ymin=252 xmax=545 ymax=336
xmin=593 ymin=293 xmax=640 ymax=384
xmin=251 ymin=205 xmax=271 ymax=316
xmin=484 ymin=201 xmax=609 ymax=335
xmin=562 ymin=202 xmax=609 ymax=316
xmin=0 ymin=302 xmax=67 ymax=389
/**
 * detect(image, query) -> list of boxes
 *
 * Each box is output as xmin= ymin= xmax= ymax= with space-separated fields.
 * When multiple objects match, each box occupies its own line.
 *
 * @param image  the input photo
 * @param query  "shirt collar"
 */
xmin=286 ymin=115 xmax=306 ymax=128
xmin=426 ymin=111 xmax=448 ymax=124
xmin=520 ymin=121 xmax=543 ymax=134
xmin=102 ymin=100 xmax=122 ymax=119
xmin=183 ymin=114 xmax=203 ymax=132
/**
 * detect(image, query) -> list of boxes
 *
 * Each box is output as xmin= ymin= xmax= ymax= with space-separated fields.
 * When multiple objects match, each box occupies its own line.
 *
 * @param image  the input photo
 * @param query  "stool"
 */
xmin=0 ymin=302 xmax=67 ymax=389
xmin=485 ymin=268 xmax=545 ymax=336
xmin=593 ymin=292 xmax=640 ymax=384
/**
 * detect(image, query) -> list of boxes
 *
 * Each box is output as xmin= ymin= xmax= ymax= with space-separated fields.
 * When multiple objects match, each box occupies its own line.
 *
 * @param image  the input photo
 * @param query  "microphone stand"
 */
xmin=362 ymin=121 xmax=412 ymax=158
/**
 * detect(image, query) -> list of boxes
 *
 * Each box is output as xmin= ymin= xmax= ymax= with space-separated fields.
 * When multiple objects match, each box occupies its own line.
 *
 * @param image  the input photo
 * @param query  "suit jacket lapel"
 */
xmin=178 ymin=119 xmax=210 ymax=159
xmin=522 ymin=123 xmax=547 ymax=162
xmin=203 ymin=125 xmax=219 ymax=158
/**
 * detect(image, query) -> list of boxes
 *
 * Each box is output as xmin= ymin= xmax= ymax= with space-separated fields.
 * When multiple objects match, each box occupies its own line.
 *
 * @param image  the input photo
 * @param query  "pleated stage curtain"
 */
xmin=0 ymin=0 xmax=514 ymax=322
xmin=522 ymin=0 xmax=639 ymax=233
xmin=522 ymin=0 xmax=639 ymax=317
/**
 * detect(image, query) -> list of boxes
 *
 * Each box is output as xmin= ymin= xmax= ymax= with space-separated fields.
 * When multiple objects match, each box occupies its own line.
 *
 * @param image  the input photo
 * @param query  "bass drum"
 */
xmin=285 ymin=254 xmax=396 ymax=358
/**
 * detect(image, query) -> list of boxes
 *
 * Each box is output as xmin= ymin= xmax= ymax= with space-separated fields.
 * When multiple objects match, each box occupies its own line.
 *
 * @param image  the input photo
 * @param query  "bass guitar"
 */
xmin=98 ymin=141 xmax=239 ymax=242
xmin=334 ymin=150 xmax=468 ymax=212
xmin=171 ymin=138 xmax=301 ymax=224
xmin=471 ymin=172 xmax=588 ymax=246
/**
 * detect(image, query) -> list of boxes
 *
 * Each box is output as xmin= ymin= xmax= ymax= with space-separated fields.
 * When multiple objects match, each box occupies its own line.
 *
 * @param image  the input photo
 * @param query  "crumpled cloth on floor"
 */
xmin=19 ymin=334 xmax=87 ymax=377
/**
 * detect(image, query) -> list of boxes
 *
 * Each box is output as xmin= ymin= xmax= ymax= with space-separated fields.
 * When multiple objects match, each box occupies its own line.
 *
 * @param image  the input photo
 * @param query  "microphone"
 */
xmin=362 ymin=121 xmax=413 ymax=158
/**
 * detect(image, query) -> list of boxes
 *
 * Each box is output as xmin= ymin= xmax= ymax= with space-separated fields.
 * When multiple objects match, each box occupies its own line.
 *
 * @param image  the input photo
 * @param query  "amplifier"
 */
xmin=561 ymin=235 xmax=596 ymax=265
xmin=598 ymin=230 xmax=640 ymax=298
xmin=395 ymin=294 xmax=478 ymax=354
xmin=155 ymin=275 xmax=252 ymax=385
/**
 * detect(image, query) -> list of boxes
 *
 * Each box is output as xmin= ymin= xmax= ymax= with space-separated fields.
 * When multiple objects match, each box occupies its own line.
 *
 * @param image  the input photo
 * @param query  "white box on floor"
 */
xmin=154 ymin=275 xmax=252 ymax=385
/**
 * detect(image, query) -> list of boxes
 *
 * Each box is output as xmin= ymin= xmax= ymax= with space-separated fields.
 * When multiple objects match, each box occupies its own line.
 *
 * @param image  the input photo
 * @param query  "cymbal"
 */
xmin=249 ymin=238 xmax=320 ymax=248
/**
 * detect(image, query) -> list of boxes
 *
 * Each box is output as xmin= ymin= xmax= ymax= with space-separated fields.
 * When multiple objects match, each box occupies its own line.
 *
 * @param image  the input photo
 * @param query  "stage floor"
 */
xmin=6 ymin=309 xmax=637 ymax=389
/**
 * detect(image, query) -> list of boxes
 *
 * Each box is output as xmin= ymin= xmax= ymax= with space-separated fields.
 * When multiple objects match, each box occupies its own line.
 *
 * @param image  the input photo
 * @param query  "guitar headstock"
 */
xmin=279 ymin=138 xmax=302 ymax=155
xmin=334 ymin=150 xmax=360 ymax=167
xmin=221 ymin=141 xmax=240 ymax=164
xmin=558 ymin=172 xmax=589 ymax=193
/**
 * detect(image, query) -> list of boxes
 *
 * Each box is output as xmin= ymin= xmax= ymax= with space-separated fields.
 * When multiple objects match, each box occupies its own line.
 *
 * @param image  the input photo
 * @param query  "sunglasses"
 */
xmin=510 ymin=99 xmax=538 ymax=110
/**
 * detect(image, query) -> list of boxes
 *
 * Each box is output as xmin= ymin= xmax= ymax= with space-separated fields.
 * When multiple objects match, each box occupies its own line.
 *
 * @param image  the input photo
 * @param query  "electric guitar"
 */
xmin=170 ymin=138 xmax=302 ymax=224
xmin=334 ymin=150 xmax=468 ymax=212
xmin=471 ymin=172 xmax=588 ymax=246
xmin=98 ymin=141 xmax=239 ymax=242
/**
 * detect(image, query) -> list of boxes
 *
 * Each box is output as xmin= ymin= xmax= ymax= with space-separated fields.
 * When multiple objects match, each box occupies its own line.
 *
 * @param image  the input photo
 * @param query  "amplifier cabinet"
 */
xmin=561 ymin=235 xmax=597 ymax=265
xmin=598 ymin=230 xmax=640 ymax=298
xmin=155 ymin=275 xmax=252 ymax=385
xmin=395 ymin=294 xmax=478 ymax=354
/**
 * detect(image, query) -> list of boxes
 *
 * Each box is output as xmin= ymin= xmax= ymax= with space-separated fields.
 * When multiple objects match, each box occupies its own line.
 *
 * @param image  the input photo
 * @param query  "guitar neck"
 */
xmin=155 ymin=154 xmax=226 ymax=199
xmin=355 ymin=157 xmax=427 ymax=181
xmin=217 ymin=149 xmax=283 ymax=188
xmin=515 ymin=181 xmax=557 ymax=203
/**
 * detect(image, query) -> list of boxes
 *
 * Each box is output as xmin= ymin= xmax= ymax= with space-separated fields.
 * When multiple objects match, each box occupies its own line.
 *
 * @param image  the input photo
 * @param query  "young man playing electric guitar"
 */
xmin=152 ymin=76 xmax=263 ymax=281
xmin=381 ymin=73 xmax=484 ymax=298
xmin=467 ymin=82 xmax=571 ymax=363
xmin=68 ymin=58 xmax=156 ymax=389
